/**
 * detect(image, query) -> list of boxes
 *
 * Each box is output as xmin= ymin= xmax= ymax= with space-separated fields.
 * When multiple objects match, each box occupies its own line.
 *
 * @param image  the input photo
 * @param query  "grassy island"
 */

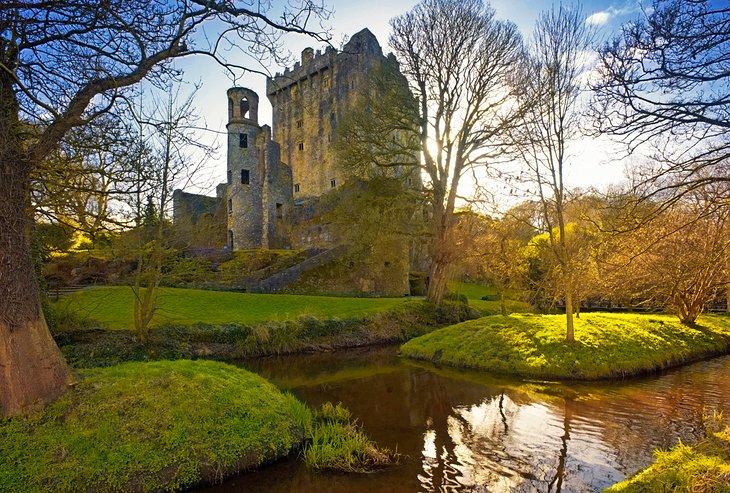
xmin=400 ymin=313 xmax=730 ymax=380
xmin=0 ymin=360 xmax=311 ymax=492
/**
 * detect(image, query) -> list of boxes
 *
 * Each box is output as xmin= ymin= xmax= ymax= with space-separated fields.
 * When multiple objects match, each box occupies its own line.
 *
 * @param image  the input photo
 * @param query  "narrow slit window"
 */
xmin=294 ymin=183 xmax=300 ymax=193
xmin=298 ymin=141 xmax=304 ymax=151
xmin=241 ymin=169 xmax=250 ymax=185
xmin=330 ymin=178 xmax=336 ymax=189
xmin=239 ymin=133 xmax=248 ymax=148
xmin=228 ymin=199 xmax=233 ymax=215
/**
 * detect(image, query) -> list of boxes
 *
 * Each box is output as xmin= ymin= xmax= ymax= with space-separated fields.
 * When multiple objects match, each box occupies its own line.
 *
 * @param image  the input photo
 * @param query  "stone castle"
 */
xmin=173 ymin=29 xmax=420 ymax=295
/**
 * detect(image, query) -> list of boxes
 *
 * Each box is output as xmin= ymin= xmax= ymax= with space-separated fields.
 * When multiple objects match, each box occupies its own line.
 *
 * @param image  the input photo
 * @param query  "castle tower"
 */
xmin=267 ymin=28 xmax=386 ymax=200
xmin=226 ymin=87 xmax=264 ymax=250
xmin=226 ymin=87 xmax=292 ymax=250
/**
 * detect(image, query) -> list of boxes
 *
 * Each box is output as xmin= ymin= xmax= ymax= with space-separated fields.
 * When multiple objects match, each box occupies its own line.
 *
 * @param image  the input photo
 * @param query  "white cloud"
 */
xmin=586 ymin=11 xmax=612 ymax=25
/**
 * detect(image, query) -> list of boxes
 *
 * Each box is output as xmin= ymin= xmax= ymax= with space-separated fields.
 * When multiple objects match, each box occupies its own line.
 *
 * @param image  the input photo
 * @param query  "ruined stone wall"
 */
xmin=171 ymin=189 xmax=226 ymax=248
xmin=267 ymin=28 xmax=386 ymax=200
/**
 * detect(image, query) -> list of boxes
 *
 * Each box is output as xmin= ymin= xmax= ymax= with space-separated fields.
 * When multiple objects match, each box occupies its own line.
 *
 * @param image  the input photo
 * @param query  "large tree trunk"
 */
xmin=426 ymin=212 xmax=452 ymax=304
xmin=427 ymin=259 xmax=450 ymax=303
xmin=1 ymin=81 xmax=72 ymax=416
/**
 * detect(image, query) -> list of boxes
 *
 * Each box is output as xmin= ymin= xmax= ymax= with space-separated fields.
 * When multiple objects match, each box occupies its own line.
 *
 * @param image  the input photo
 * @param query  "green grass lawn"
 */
xmin=447 ymin=281 xmax=532 ymax=314
xmin=55 ymin=286 xmax=409 ymax=330
xmin=400 ymin=312 xmax=730 ymax=380
xmin=0 ymin=360 xmax=311 ymax=492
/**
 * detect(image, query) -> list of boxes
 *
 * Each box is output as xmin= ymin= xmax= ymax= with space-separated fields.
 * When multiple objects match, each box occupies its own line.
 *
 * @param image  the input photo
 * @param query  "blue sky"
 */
xmin=177 ymin=0 xmax=652 ymax=197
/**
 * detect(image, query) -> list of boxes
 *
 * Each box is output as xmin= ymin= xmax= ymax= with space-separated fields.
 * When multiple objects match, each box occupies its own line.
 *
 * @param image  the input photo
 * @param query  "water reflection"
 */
xmin=199 ymin=347 xmax=730 ymax=493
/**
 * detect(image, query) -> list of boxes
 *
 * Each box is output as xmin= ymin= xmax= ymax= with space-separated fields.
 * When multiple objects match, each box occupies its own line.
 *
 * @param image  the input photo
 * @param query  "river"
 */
xmin=199 ymin=346 xmax=730 ymax=492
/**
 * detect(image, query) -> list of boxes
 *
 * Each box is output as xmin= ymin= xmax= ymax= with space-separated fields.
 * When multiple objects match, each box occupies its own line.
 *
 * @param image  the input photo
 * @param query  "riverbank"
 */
xmin=53 ymin=299 xmax=478 ymax=368
xmin=606 ymin=417 xmax=730 ymax=492
xmin=0 ymin=360 xmax=311 ymax=492
xmin=400 ymin=313 xmax=730 ymax=380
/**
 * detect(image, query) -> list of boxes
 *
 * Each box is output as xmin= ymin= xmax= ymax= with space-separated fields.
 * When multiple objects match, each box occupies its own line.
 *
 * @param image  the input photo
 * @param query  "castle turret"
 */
xmin=226 ymin=87 xmax=263 ymax=249
xmin=227 ymin=87 xmax=259 ymax=123
xmin=225 ymin=87 xmax=291 ymax=250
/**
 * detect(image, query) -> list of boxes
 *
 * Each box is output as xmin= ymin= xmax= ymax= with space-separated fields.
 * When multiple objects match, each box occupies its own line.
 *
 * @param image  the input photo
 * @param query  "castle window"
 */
xmin=241 ymin=169 xmax=250 ymax=185
xmin=227 ymin=169 xmax=232 ymax=184
xmin=239 ymin=133 xmax=248 ymax=148
xmin=228 ymin=230 xmax=234 ymax=250
xmin=296 ymin=119 xmax=303 ymax=129
xmin=228 ymin=199 xmax=233 ymax=215
xmin=298 ymin=141 xmax=304 ymax=151
xmin=294 ymin=183 xmax=300 ymax=193
xmin=330 ymin=178 xmax=336 ymax=189
xmin=228 ymin=99 xmax=233 ymax=120
xmin=240 ymin=98 xmax=250 ymax=119
xmin=276 ymin=203 xmax=283 ymax=219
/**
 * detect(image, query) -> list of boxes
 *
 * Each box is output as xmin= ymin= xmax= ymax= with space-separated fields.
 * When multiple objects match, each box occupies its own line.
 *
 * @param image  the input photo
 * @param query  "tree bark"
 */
xmin=427 ymin=259 xmax=450 ymax=303
xmin=0 ymin=81 xmax=72 ymax=415
xmin=426 ymin=206 xmax=452 ymax=304
xmin=564 ymin=278 xmax=575 ymax=343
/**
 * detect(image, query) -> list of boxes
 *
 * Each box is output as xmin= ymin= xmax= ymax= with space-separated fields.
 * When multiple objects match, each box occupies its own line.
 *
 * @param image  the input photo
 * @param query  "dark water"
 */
xmin=199 ymin=347 xmax=730 ymax=493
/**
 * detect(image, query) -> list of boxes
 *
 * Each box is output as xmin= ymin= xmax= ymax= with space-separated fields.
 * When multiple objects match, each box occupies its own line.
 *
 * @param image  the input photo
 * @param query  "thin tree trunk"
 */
xmin=0 ymin=82 xmax=72 ymax=414
xmin=564 ymin=279 xmax=575 ymax=343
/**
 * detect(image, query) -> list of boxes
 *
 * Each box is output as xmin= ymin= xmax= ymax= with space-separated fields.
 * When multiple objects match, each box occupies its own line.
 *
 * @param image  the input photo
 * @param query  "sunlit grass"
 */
xmin=0 ymin=360 xmax=311 ymax=492
xmin=54 ymin=286 xmax=408 ymax=330
xmin=401 ymin=312 xmax=730 ymax=379
xmin=447 ymin=281 xmax=532 ymax=315
xmin=607 ymin=413 xmax=730 ymax=492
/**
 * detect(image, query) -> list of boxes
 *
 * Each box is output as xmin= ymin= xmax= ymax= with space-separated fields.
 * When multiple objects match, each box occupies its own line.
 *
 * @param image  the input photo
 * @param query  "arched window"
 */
xmin=240 ymin=98 xmax=250 ymax=119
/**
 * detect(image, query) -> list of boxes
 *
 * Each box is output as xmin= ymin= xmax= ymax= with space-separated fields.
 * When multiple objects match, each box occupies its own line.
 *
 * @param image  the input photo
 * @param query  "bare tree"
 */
xmin=389 ymin=0 xmax=524 ymax=303
xmin=130 ymin=84 xmax=214 ymax=342
xmin=601 ymin=189 xmax=730 ymax=324
xmin=511 ymin=4 xmax=593 ymax=342
xmin=593 ymin=0 xmax=730 ymax=202
xmin=0 ymin=0 xmax=330 ymax=416
xmin=33 ymin=114 xmax=144 ymax=243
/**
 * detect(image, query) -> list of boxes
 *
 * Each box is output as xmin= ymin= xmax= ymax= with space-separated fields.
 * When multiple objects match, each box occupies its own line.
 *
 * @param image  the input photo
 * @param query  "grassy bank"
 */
xmin=55 ymin=300 xmax=478 ymax=368
xmin=400 ymin=313 xmax=730 ymax=380
xmin=0 ymin=360 xmax=311 ymax=492
xmin=447 ymin=281 xmax=532 ymax=315
xmin=607 ymin=415 xmax=730 ymax=492
xmin=52 ymin=286 xmax=408 ymax=330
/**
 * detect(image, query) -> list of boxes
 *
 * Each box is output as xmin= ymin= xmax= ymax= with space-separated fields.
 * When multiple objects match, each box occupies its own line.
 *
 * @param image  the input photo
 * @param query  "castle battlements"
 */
xmin=267 ymin=28 xmax=381 ymax=97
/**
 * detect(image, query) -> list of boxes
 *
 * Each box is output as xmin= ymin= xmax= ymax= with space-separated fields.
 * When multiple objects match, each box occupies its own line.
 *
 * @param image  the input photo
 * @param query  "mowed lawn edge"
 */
xmin=54 ymin=286 xmax=409 ymax=330
xmin=400 ymin=312 xmax=730 ymax=380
